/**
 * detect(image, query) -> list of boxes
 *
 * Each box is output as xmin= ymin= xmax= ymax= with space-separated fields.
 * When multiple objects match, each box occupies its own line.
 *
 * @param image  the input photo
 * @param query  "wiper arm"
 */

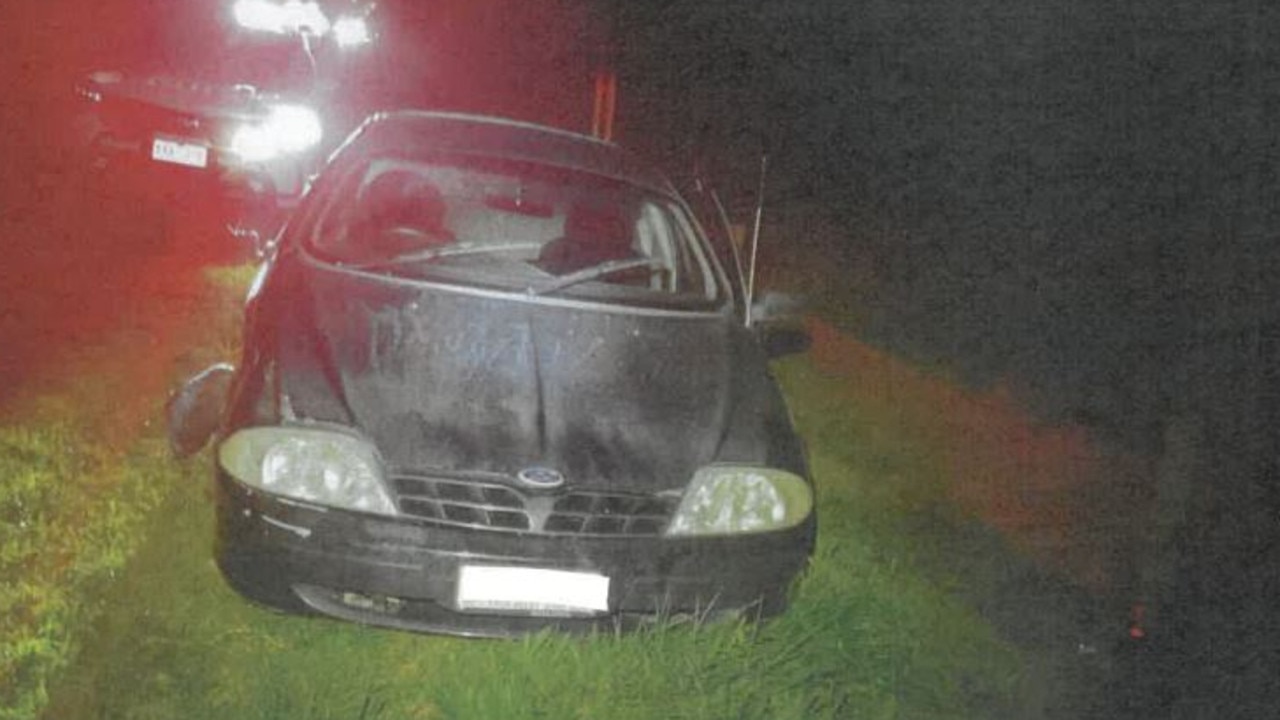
xmin=345 ymin=240 xmax=542 ymax=270
xmin=527 ymin=257 xmax=664 ymax=296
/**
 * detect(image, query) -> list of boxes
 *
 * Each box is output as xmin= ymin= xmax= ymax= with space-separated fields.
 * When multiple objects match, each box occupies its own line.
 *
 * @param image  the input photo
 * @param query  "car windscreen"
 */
xmin=305 ymin=153 xmax=724 ymax=308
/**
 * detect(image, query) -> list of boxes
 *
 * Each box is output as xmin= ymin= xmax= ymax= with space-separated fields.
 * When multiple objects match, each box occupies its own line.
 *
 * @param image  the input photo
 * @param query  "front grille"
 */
xmin=544 ymin=493 xmax=673 ymax=535
xmin=392 ymin=473 xmax=677 ymax=536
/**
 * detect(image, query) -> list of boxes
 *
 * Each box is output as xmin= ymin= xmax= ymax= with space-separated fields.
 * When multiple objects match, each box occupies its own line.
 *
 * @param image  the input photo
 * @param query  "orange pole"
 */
xmin=591 ymin=70 xmax=605 ymax=138
xmin=591 ymin=69 xmax=617 ymax=141
xmin=602 ymin=71 xmax=616 ymax=141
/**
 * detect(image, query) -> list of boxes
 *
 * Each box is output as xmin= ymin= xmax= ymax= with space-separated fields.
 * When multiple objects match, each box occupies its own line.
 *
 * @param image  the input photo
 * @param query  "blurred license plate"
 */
xmin=456 ymin=566 xmax=609 ymax=615
xmin=151 ymin=137 xmax=208 ymax=168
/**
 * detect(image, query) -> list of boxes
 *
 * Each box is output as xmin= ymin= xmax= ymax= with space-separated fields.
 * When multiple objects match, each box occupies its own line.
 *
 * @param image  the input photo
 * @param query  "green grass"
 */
xmin=11 ymin=262 xmax=1036 ymax=719
xmin=0 ymin=418 xmax=168 ymax=719
xmin=0 ymin=265 xmax=248 ymax=720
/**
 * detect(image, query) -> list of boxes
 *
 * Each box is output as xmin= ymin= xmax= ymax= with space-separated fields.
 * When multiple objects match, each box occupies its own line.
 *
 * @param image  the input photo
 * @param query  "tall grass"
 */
xmin=0 ymin=265 xmax=249 ymax=720
xmin=0 ymin=423 xmax=168 ymax=719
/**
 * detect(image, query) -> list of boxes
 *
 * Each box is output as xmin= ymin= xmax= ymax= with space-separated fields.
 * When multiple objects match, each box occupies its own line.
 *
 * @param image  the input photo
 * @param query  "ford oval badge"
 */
xmin=517 ymin=466 xmax=565 ymax=489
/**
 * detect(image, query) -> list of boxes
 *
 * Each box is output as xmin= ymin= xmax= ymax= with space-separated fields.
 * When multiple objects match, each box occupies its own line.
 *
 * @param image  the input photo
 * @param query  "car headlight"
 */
xmin=666 ymin=466 xmax=813 ymax=536
xmin=229 ymin=104 xmax=323 ymax=163
xmin=233 ymin=0 xmax=330 ymax=35
xmin=218 ymin=427 xmax=397 ymax=516
xmin=332 ymin=16 xmax=372 ymax=48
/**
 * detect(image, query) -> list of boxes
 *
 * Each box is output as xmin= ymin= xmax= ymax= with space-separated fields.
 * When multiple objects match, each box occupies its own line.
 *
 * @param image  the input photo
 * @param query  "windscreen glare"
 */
xmin=308 ymin=154 xmax=722 ymax=306
xmin=125 ymin=4 xmax=316 ymax=95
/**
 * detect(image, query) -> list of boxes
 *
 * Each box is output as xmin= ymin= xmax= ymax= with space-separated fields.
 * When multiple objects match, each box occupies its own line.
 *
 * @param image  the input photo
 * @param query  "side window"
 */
xmin=636 ymin=203 xmax=675 ymax=290
xmin=667 ymin=203 xmax=718 ymax=301
xmin=309 ymin=163 xmax=370 ymax=262
xmin=632 ymin=200 xmax=717 ymax=300
xmin=679 ymin=182 xmax=744 ymax=306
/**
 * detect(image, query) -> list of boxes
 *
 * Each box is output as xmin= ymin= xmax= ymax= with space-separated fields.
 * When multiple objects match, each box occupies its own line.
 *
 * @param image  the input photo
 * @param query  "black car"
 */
xmin=169 ymin=111 xmax=816 ymax=636
xmin=74 ymin=0 xmax=375 ymax=240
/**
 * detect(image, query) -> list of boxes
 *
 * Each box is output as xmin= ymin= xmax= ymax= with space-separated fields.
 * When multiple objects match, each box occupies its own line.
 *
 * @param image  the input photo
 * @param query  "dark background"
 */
xmin=4 ymin=0 xmax=1279 ymax=715
xmin=611 ymin=0 xmax=1279 ymax=430
xmin=597 ymin=4 xmax=1280 ymax=716
xmin=608 ymin=13 xmax=1280 ymax=713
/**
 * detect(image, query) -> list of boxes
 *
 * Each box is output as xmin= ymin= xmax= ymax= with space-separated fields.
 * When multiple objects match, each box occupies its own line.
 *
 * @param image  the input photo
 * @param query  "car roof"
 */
xmin=341 ymin=111 xmax=678 ymax=196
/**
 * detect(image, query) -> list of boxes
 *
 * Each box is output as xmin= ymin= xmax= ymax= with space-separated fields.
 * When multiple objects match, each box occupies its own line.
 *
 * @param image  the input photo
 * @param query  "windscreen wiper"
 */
xmin=527 ymin=257 xmax=666 ymax=296
xmin=345 ymin=240 xmax=542 ymax=270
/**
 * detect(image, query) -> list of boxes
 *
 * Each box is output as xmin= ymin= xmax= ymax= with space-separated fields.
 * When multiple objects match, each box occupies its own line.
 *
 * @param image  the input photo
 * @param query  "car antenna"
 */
xmin=708 ymin=184 xmax=747 ymax=296
xmin=744 ymin=151 xmax=768 ymax=328
xmin=692 ymin=153 xmax=749 ymax=299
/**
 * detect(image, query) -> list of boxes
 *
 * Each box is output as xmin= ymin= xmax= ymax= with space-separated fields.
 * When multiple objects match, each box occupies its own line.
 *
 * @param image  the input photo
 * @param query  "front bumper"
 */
xmin=214 ymin=472 xmax=815 ymax=637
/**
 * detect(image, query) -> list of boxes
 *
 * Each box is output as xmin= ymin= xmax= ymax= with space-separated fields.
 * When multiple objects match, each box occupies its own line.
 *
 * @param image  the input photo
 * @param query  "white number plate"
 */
xmin=151 ymin=137 xmax=209 ymax=168
xmin=456 ymin=566 xmax=610 ymax=615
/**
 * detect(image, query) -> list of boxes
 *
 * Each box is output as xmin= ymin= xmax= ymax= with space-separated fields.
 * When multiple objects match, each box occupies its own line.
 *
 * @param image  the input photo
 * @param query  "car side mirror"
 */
xmin=750 ymin=291 xmax=805 ymax=324
xmin=166 ymin=363 xmax=235 ymax=458
xmin=750 ymin=292 xmax=809 ymax=359
xmin=757 ymin=323 xmax=811 ymax=359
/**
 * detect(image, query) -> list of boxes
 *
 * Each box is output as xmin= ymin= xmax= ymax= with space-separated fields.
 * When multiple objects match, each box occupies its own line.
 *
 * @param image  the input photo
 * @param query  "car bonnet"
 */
xmin=269 ymin=258 xmax=738 ymax=494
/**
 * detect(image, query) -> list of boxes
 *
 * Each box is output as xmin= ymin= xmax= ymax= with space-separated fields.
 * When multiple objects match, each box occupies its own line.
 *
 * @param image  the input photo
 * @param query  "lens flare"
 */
xmin=233 ymin=0 xmax=330 ymax=35
xmin=229 ymin=104 xmax=323 ymax=162
xmin=332 ymin=16 xmax=372 ymax=48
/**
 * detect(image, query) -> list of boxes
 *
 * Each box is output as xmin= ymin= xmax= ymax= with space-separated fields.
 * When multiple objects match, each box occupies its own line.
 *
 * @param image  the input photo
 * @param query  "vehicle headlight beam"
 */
xmin=233 ymin=0 xmax=330 ymax=36
xmin=332 ymin=16 xmax=372 ymax=48
xmin=228 ymin=104 xmax=323 ymax=163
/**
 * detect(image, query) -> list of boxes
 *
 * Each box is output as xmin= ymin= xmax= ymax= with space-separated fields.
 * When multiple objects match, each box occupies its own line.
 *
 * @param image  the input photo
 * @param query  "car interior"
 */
xmin=311 ymin=157 xmax=718 ymax=300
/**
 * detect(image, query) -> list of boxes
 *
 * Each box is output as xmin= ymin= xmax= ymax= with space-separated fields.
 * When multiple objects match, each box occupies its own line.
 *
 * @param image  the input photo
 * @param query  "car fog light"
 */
xmin=219 ymin=427 xmax=396 ymax=516
xmin=666 ymin=466 xmax=812 ymax=536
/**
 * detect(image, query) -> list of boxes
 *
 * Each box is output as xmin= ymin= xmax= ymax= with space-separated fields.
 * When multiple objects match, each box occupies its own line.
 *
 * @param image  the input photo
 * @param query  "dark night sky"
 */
xmin=601 ymin=0 xmax=1280 ymax=443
